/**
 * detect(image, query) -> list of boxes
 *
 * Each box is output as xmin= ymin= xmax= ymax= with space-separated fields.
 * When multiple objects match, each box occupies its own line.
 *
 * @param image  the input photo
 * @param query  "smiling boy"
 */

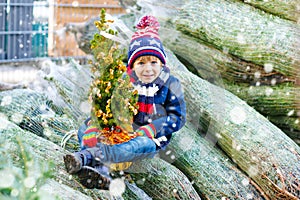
xmin=63 ymin=15 xmax=186 ymax=189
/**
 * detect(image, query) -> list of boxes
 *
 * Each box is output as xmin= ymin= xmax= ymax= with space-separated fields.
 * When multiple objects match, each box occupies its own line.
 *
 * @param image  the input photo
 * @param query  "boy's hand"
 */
xmin=136 ymin=124 xmax=156 ymax=139
xmin=82 ymin=125 xmax=99 ymax=147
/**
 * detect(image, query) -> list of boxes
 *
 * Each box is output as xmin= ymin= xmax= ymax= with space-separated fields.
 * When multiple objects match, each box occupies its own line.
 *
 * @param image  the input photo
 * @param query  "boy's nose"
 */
xmin=144 ymin=63 xmax=152 ymax=71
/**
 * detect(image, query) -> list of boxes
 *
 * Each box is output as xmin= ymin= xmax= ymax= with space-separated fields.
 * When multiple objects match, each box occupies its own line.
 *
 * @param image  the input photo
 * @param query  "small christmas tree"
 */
xmin=88 ymin=9 xmax=139 ymax=145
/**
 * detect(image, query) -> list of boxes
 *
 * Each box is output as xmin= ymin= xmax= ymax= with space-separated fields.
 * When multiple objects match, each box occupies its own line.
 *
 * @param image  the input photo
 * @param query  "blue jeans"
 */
xmin=77 ymin=119 xmax=158 ymax=163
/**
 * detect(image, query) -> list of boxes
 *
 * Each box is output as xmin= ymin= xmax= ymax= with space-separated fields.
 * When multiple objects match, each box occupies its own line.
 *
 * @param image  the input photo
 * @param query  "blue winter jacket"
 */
xmin=133 ymin=75 xmax=186 ymax=148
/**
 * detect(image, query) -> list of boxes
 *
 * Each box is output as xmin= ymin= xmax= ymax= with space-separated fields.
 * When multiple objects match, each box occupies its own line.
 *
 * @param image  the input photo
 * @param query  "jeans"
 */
xmin=77 ymin=119 xmax=158 ymax=163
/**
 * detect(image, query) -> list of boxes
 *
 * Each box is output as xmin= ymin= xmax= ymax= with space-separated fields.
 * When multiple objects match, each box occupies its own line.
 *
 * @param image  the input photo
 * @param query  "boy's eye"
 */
xmin=151 ymin=61 xmax=158 ymax=64
xmin=137 ymin=62 xmax=144 ymax=65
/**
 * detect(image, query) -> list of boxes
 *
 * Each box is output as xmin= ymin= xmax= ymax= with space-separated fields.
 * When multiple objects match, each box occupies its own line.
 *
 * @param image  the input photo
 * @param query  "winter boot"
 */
xmin=77 ymin=165 xmax=111 ymax=190
xmin=63 ymin=148 xmax=98 ymax=174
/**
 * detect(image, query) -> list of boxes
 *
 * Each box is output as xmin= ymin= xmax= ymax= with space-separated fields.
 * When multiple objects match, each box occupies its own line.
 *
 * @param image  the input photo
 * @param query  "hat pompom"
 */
xmin=136 ymin=15 xmax=160 ymax=31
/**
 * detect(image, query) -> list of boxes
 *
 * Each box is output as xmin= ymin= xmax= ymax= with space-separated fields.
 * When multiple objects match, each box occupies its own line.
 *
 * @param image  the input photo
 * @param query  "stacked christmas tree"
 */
xmin=88 ymin=9 xmax=139 ymax=145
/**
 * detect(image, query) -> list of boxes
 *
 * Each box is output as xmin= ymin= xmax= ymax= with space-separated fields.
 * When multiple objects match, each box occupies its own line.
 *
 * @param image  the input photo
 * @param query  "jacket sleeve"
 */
xmin=151 ymin=77 xmax=186 ymax=138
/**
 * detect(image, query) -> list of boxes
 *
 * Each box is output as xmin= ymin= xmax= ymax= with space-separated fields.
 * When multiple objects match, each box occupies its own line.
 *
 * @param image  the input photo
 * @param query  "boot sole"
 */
xmin=63 ymin=154 xmax=81 ymax=174
xmin=77 ymin=166 xmax=110 ymax=190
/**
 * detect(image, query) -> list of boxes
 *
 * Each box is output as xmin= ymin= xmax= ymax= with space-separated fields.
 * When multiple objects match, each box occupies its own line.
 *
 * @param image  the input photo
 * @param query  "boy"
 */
xmin=63 ymin=15 xmax=186 ymax=189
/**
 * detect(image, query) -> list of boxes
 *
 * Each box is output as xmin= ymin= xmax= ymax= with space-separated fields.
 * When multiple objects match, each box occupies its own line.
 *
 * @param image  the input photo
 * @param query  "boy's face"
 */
xmin=132 ymin=56 xmax=162 ymax=83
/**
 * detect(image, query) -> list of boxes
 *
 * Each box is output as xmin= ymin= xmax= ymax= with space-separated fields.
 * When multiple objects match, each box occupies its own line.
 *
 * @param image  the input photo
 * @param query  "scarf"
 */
xmin=127 ymin=66 xmax=170 ymax=124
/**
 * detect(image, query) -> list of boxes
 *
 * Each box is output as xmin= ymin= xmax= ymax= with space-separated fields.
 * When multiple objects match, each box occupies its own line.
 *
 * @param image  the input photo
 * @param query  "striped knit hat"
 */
xmin=127 ymin=15 xmax=166 ymax=69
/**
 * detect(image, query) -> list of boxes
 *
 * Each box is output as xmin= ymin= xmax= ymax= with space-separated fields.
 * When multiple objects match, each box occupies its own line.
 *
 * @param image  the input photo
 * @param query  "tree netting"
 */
xmin=0 ymin=60 xmax=200 ymax=199
xmin=1 ymin=49 xmax=300 ymax=199
xmin=174 ymin=0 xmax=300 ymax=77
xmin=117 ymin=0 xmax=300 ymax=145
xmin=1 ymin=6 xmax=300 ymax=200
xmin=62 ymin=1 xmax=300 ymax=143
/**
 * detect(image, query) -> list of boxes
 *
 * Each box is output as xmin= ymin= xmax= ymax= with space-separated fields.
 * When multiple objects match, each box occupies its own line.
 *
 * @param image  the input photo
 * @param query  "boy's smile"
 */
xmin=133 ymin=56 xmax=162 ymax=83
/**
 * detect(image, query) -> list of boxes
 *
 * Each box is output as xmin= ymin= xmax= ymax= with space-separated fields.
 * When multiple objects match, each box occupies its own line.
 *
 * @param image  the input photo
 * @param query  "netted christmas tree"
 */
xmin=88 ymin=9 xmax=139 ymax=145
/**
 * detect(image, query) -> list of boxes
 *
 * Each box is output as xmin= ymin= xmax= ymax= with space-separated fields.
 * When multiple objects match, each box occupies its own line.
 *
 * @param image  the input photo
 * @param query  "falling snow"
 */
xmin=237 ymin=33 xmax=246 ymax=44
xmin=109 ymin=178 xmax=126 ymax=197
xmin=265 ymin=87 xmax=273 ymax=96
xmin=44 ymin=128 xmax=53 ymax=137
xmin=10 ymin=189 xmax=19 ymax=197
xmin=1 ymin=95 xmax=12 ymax=106
xmin=11 ymin=113 xmax=24 ymax=124
xmin=263 ymin=63 xmax=273 ymax=73
xmin=241 ymin=178 xmax=249 ymax=186
xmin=230 ymin=106 xmax=246 ymax=124
xmin=24 ymin=177 xmax=36 ymax=188
xmin=254 ymin=71 xmax=261 ymax=79
xmin=79 ymin=101 xmax=91 ymax=114
xmin=0 ymin=116 xmax=9 ymax=129
xmin=287 ymin=110 xmax=294 ymax=116
xmin=0 ymin=169 xmax=15 ymax=188
xmin=178 ymin=134 xmax=194 ymax=151
xmin=72 ymin=1 xmax=79 ymax=7
xmin=247 ymin=165 xmax=259 ymax=178
xmin=270 ymin=78 xmax=276 ymax=85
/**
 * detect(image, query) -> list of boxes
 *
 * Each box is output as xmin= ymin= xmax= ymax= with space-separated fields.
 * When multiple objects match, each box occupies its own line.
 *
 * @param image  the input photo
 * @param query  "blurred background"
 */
xmin=0 ymin=0 xmax=125 ymax=83
xmin=0 ymin=0 xmax=124 ymax=62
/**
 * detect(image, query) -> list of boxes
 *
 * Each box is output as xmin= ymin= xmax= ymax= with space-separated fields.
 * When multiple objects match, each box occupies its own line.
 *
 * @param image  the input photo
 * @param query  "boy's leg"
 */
xmin=64 ymin=118 xmax=93 ymax=174
xmin=92 ymin=136 xmax=157 ymax=163
xmin=64 ymin=136 xmax=157 ymax=173
xmin=64 ymin=122 xmax=157 ymax=189
xmin=75 ymin=136 xmax=157 ymax=189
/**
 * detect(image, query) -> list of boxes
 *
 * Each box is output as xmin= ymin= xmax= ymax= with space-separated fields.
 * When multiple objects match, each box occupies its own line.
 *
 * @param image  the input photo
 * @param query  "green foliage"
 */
xmin=0 ymin=136 xmax=57 ymax=200
xmin=88 ymin=9 xmax=138 ymax=131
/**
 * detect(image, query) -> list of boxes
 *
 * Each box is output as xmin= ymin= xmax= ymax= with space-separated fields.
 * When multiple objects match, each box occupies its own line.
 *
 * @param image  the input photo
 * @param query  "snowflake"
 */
xmin=237 ymin=33 xmax=246 ymax=44
xmin=1 ymin=95 xmax=12 ymax=106
xmin=0 ymin=169 xmax=15 ymax=188
xmin=10 ymin=189 xmax=19 ymax=197
xmin=72 ymin=1 xmax=79 ymax=7
xmin=230 ymin=106 xmax=246 ymax=124
xmin=11 ymin=113 xmax=24 ymax=124
xmin=247 ymin=164 xmax=259 ymax=178
xmin=264 ymin=63 xmax=273 ymax=73
xmin=44 ymin=128 xmax=53 ymax=137
xmin=287 ymin=110 xmax=294 ymax=116
xmin=24 ymin=177 xmax=36 ymax=188
xmin=265 ymin=87 xmax=273 ymax=96
xmin=178 ymin=134 xmax=194 ymax=151
xmin=246 ymin=193 xmax=254 ymax=199
xmin=270 ymin=78 xmax=276 ymax=85
xmin=241 ymin=178 xmax=249 ymax=186
xmin=165 ymin=150 xmax=171 ymax=155
xmin=79 ymin=101 xmax=91 ymax=114
xmin=0 ymin=116 xmax=9 ymax=129
xmin=254 ymin=71 xmax=261 ymax=79
xmin=109 ymin=178 xmax=126 ymax=197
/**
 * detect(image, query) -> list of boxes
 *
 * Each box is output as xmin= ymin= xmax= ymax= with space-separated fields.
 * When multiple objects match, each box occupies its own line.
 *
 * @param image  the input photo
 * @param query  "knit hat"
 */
xmin=127 ymin=15 xmax=166 ymax=69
